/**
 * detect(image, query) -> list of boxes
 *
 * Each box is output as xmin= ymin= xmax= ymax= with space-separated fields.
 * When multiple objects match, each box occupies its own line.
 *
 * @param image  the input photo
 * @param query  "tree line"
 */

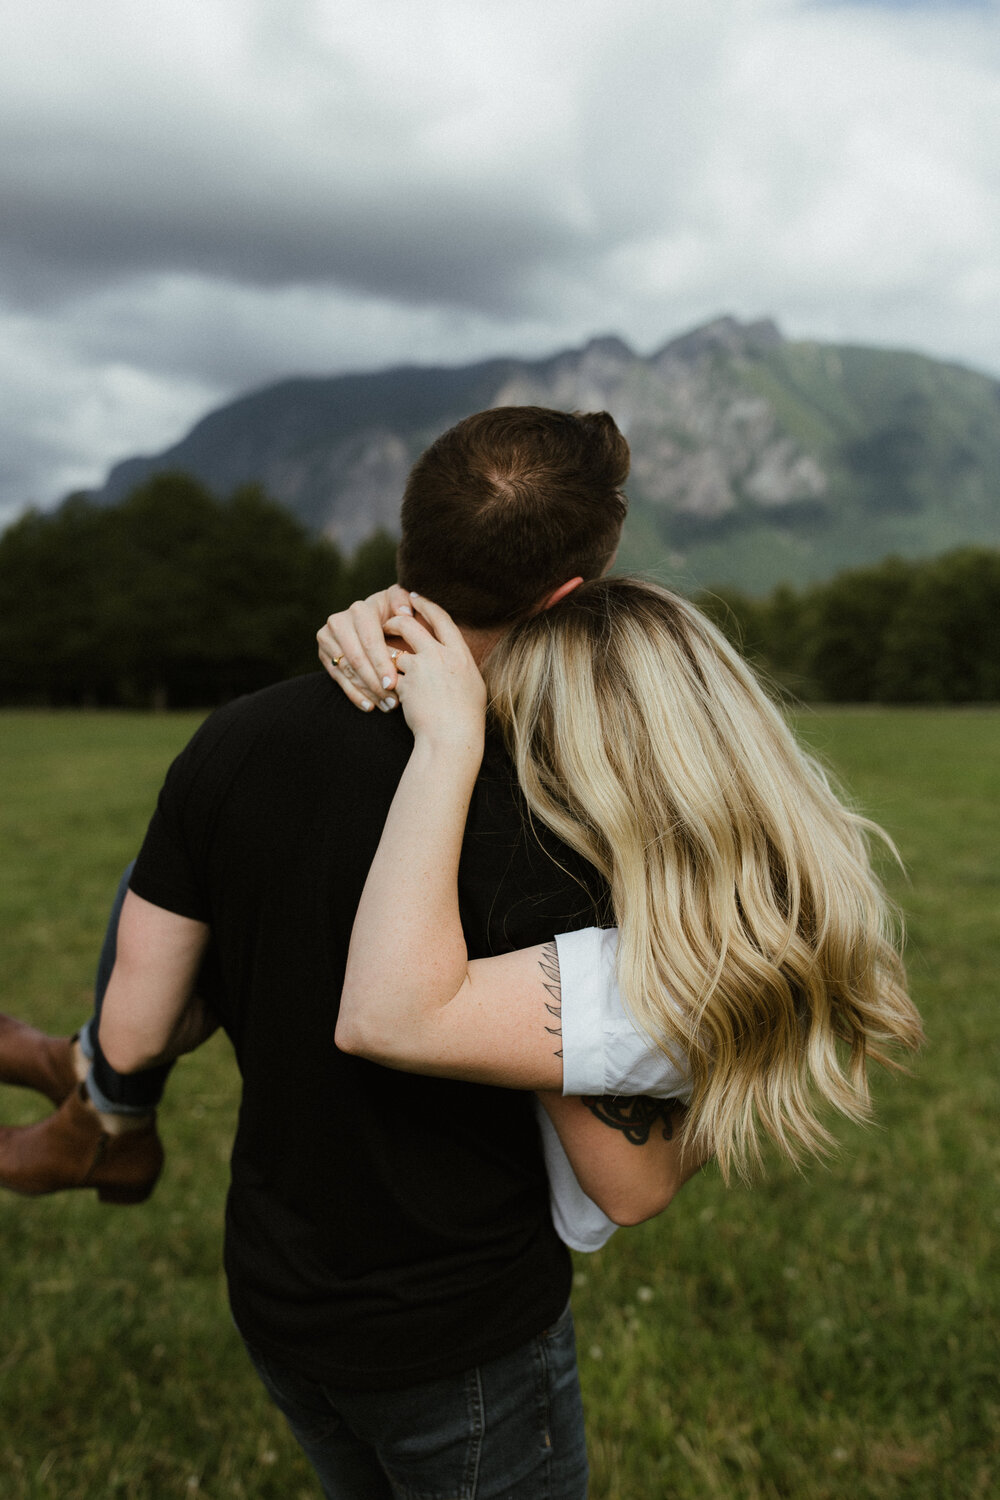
xmin=696 ymin=548 xmax=1000 ymax=703
xmin=1 ymin=472 xmax=997 ymax=707
xmin=0 ymin=474 xmax=397 ymax=708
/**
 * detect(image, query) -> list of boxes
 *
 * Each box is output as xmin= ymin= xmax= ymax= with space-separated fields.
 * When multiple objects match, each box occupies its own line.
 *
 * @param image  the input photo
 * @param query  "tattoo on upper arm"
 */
xmin=539 ymin=940 xmax=562 ymax=1058
xmin=582 ymin=1095 xmax=681 ymax=1145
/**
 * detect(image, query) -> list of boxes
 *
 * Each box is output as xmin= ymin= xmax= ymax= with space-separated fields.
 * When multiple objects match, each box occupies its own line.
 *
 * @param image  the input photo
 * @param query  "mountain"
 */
xmin=93 ymin=317 xmax=1000 ymax=595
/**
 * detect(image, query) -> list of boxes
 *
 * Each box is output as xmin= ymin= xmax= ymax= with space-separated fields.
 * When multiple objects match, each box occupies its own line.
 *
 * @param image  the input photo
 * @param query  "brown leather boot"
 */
xmin=0 ymin=1084 xmax=163 ymax=1203
xmin=0 ymin=1014 xmax=80 ymax=1105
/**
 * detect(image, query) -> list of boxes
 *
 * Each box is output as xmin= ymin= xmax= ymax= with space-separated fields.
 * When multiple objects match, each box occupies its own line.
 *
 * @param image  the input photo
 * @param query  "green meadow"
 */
xmin=0 ymin=708 xmax=996 ymax=1499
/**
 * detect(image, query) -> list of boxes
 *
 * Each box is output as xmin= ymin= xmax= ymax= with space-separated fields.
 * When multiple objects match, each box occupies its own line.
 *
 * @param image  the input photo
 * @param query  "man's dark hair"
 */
xmin=396 ymin=407 xmax=629 ymax=627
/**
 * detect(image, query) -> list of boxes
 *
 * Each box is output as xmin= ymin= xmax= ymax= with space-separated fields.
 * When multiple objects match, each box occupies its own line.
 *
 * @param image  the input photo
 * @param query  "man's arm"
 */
xmin=99 ymin=891 xmax=211 ymax=1073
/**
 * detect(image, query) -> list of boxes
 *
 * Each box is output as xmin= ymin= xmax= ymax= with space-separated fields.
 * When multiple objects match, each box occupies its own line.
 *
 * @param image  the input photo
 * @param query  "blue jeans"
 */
xmin=243 ymin=1301 xmax=588 ymax=1499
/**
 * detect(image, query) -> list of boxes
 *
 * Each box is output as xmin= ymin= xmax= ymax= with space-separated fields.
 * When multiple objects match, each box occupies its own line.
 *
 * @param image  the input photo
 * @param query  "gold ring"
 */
xmin=333 ymin=653 xmax=346 ymax=668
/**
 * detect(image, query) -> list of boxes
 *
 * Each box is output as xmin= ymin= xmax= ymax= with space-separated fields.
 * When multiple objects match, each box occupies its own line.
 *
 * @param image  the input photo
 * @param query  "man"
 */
xmin=0 ymin=408 xmax=629 ymax=1496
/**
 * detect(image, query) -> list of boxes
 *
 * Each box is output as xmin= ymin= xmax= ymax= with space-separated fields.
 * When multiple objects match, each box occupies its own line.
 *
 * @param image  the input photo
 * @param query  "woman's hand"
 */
xmin=317 ymin=585 xmax=413 ymax=712
xmin=388 ymin=595 xmax=486 ymax=758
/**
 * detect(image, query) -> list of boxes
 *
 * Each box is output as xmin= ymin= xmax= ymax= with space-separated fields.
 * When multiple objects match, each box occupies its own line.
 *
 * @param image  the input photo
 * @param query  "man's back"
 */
xmin=130 ymin=670 xmax=606 ymax=1387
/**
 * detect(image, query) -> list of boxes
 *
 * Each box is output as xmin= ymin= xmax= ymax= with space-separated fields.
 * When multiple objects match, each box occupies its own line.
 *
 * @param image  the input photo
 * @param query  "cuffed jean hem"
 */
xmin=80 ymin=1040 xmax=157 ymax=1117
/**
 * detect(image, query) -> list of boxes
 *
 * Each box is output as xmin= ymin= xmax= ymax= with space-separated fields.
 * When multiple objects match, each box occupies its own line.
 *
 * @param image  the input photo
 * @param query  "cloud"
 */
xmin=1 ymin=0 xmax=615 ymax=309
xmin=0 ymin=0 xmax=998 ymax=517
xmin=56 ymin=275 xmax=582 ymax=389
xmin=0 ymin=299 xmax=218 ymax=526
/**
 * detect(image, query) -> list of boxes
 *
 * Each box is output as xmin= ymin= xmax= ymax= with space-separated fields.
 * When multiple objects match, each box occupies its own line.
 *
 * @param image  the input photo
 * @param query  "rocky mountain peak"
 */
xmin=580 ymin=334 xmax=635 ymax=361
xmin=654 ymin=315 xmax=783 ymax=365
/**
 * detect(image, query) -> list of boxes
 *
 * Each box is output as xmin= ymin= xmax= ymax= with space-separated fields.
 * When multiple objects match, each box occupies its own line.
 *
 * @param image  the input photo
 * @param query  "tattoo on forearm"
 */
xmin=582 ymin=1095 xmax=681 ymax=1145
xmin=539 ymin=940 xmax=562 ymax=1058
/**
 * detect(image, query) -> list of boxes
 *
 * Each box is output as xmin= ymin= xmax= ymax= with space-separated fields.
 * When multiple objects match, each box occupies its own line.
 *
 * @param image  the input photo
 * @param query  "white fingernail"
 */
xmin=398 ymin=606 xmax=412 ymax=615
xmin=361 ymin=699 xmax=373 ymax=712
xmin=378 ymin=696 xmax=396 ymax=712
xmin=382 ymin=675 xmax=393 ymax=689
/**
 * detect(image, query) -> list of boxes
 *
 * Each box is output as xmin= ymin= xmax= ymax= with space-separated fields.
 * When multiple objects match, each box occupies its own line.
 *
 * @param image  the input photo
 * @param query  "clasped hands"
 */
xmin=317 ymin=587 xmax=487 ymax=755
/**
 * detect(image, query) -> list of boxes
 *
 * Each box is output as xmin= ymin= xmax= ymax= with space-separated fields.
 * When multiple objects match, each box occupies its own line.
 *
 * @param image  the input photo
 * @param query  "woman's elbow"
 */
xmin=334 ymin=1012 xmax=369 ymax=1058
xmin=601 ymin=1180 xmax=679 ymax=1228
xmin=335 ymin=1011 xmax=400 ymax=1065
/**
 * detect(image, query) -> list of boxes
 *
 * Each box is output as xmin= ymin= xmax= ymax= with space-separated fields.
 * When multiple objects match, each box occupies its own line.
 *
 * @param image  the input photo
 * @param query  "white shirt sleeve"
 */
xmin=539 ymin=928 xmax=692 ymax=1253
xmin=555 ymin=928 xmax=692 ymax=1101
xmin=534 ymin=1104 xmax=624 ymax=1253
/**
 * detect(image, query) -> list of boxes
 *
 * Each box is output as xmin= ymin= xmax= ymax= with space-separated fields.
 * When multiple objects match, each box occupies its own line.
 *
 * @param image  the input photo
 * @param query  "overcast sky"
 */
xmin=2 ymin=0 xmax=998 ymax=526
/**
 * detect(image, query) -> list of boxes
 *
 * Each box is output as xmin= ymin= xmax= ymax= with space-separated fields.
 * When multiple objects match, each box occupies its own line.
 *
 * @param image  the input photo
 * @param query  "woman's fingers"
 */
xmin=379 ymin=584 xmax=414 ymax=620
xmin=318 ymin=589 xmax=465 ymax=716
xmin=344 ymin=600 xmax=400 ymax=702
xmin=318 ymin=587 xmax=414 ymax=709
xmin=316 ymin=617 xmax=342 ymax=672
xmin=385 ymin=596 xmax=470 ymax=659
xmin=407 ymin=593 xmax=466 ymax=649
xmin=352 ymin=584 xmax=415 ymax=695
xmin=325 ymin=664 xmax=377 ymax=714
xmin=384 ymin=612 xmax=439 ymax=652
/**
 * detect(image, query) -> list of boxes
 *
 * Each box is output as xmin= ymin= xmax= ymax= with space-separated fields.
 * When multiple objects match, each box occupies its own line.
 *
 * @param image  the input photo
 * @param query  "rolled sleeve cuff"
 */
xmin=554 ymin=928 xmax=611 ymax=1096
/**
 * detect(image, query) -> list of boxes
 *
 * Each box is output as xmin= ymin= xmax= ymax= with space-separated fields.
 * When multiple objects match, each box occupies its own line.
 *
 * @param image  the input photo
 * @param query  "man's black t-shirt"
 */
xmin=130 ymin=672 xmax=606 ymax=1390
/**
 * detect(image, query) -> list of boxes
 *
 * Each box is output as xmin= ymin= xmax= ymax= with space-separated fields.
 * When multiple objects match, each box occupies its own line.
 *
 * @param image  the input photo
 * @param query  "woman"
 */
xmin=328 ymin=579 xmax=923 ymax=1248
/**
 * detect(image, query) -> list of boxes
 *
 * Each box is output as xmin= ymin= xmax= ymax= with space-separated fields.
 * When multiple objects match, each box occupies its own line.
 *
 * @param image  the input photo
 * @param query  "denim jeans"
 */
xmin=243 ymin=1300 xmax=588 ymax=1499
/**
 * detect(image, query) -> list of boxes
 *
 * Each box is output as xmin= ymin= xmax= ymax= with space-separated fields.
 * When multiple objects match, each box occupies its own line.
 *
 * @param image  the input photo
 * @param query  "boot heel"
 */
xmin=97 ymin=1183 xmax=154 ymax=1205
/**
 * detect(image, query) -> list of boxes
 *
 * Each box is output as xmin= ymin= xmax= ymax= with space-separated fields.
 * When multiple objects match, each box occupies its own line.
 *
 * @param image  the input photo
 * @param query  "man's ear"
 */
xmin=540 ymin=577 xmax=584 ymax=611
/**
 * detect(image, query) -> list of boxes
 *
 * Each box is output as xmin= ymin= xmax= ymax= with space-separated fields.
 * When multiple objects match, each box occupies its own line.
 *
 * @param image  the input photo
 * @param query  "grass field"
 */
xmin=0 ymin=708 xmax=997 ymax=1499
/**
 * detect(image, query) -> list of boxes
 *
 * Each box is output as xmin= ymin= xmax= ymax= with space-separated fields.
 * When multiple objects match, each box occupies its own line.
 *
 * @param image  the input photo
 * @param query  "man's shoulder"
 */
xmin=171 ymin=675 xmax=324 ymax=770
xmin=194 ymin=672 xmax=395 ymax=748
xmin=172 ymin=672 xmax=413 ymax=803
xmin=213 ymin=671 xmax=339 ymax=726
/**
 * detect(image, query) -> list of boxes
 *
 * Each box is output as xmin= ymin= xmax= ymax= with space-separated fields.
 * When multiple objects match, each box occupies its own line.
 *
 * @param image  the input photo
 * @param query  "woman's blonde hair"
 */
xmin=485 ymin=577 xmax=923 ymax=1182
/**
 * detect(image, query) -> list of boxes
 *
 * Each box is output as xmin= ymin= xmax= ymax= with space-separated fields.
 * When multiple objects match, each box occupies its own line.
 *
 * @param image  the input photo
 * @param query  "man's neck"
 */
xmin=459 ymin=625 xmax=505 ymax=667
xmin=383 ymin=623 xmax=503 ymax=670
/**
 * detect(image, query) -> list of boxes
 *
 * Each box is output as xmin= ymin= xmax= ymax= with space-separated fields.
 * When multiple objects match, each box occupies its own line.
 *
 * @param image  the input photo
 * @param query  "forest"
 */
xmin=0 ymin=475 xmax=397 ymax=708
xmin=1 ymin=472 xmax=997 ymax=707
xmin=699 ymin=548 xmax=1000 ymax=703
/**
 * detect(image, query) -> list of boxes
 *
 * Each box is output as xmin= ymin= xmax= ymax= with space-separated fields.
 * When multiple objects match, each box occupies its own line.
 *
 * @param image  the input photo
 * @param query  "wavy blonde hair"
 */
xmin=485 ymin=577 xmax=923 ymax=1182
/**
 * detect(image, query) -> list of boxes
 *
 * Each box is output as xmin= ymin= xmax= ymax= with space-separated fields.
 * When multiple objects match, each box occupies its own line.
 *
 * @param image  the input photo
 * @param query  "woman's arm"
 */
xmin=335 ymin=595 xmax=707 ymax=1221
xmin=337 ymin=595 xmax=567 ymax=1087
xmin=539 ymin=1093 xmax=706 ymax=1225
